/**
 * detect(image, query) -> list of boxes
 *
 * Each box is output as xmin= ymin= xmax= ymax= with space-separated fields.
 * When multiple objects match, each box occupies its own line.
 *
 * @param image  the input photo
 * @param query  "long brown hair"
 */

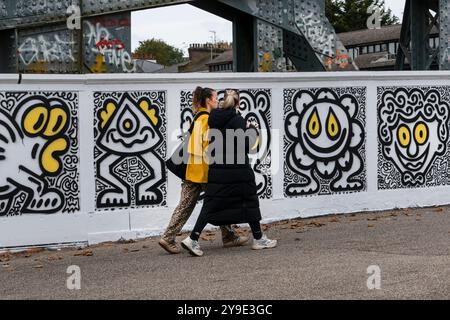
xmin=192 ymin=87 xmax=216 ymax=114
xmin=192 ymin=86 xmax=203 ymax=114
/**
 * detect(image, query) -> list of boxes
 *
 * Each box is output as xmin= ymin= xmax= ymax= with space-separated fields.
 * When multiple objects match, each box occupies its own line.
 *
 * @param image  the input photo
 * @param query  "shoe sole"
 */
xmin=181 ymin=241 xmax=203 ymax=257
xmin=251 ymin=242 xmax=278 ymax=250
xmin=158 ymin=241 xmax=181 ymax=254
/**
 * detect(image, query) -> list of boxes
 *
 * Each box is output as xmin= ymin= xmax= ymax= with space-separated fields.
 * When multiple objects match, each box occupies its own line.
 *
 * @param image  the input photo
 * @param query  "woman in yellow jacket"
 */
xmin=159 ymin=87 xmax=248 ymax=254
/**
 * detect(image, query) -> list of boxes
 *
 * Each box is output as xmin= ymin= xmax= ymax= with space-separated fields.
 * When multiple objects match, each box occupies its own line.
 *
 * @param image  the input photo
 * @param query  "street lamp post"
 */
xmin=209 ymin=30 xmax=217 ymax=61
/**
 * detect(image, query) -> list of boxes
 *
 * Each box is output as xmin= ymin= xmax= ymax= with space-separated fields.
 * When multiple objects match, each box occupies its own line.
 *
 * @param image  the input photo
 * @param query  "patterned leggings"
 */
xmin=162 ymin=180 xmax=235 ymax=242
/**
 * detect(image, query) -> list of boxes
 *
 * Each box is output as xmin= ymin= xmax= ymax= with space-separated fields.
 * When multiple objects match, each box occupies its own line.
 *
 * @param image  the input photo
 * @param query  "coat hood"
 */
xmin=208 ymin=108 xmax=237 ymax=129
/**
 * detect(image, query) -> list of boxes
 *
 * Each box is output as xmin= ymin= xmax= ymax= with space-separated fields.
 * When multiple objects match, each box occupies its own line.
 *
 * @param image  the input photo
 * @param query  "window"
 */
xmin=368 ymin=45 xmax=374 ymax=53
xmin=375 ymin=44 xmax=381 ymax=52
xmin=381 ymin=43 xmax=387 ymax=52
xmin=389 ymin=42 xmax=395 ymax=54
xmin=361 ymin=46 xmax=367 ymax=54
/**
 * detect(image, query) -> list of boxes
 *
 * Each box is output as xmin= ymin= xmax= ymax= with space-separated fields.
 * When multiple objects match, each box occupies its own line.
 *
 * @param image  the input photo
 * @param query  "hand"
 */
xmin=247 ymin=119 xmax=259 ymax=129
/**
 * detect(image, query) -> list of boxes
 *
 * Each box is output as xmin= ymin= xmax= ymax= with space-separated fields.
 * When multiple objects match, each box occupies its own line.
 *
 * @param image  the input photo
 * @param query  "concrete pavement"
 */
xmin=1 ymin=206 xmax=450 ymax=299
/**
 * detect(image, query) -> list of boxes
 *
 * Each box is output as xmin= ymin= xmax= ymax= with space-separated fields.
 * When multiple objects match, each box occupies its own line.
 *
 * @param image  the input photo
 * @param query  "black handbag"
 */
xmin=165 ymin=111 xmax=209 ymax=180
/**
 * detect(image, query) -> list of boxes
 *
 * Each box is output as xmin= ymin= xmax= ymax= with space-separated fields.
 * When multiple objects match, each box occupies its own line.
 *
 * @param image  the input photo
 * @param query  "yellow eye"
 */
xmin=23 ymin=106 xmax=48 ymax=135
xmin=326 ymin=109 xmax=340 ymax=140
xmin=397 ymin=125 xmax=411 ymax=147
xmin=307 ymin=108 xmax=321 ymax=138
xmin=414 ymin=122 xmax=428 ymax=145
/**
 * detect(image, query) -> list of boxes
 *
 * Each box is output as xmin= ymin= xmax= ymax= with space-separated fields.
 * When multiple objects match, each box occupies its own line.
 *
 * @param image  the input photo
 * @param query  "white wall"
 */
xmin=0 ymin=71 xmax=449 ymax=249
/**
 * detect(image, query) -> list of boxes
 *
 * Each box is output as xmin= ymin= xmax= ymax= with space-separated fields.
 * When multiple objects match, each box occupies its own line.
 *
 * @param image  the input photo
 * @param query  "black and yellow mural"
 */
xmin=0 ymin=92 xmax=79 ymax=215
xmin=378 ymin=87 xmax=450 ymax=188
xmin=180 ymin=89 xmax=273 ymax=199
xmin=284 ymin=88 xmax=367 ymax=196
xmin=93 ymin=92 xmax=167 ymax=210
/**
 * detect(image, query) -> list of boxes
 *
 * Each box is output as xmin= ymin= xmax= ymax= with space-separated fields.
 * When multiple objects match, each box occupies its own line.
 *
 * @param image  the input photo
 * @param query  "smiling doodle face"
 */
xmin=284 ymin=88 xmax=365 ymax=196
xmin=378 ymin=88 xmax=450 ymax=186
xmin=299 ymin=100 xmax=351 ymax=162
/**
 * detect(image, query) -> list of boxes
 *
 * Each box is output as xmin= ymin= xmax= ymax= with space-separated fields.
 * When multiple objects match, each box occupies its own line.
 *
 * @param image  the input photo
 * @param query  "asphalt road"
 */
xmin=1 ymin=206 xmax=450 ymax=300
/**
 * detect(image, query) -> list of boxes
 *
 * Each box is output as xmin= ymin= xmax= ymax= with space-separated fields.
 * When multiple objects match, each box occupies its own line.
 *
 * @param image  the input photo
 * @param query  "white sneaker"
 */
xmin=181 ymin=237 xmax=204 ymax=257
xmin=252 ymin=234 xmax=277 ymax=250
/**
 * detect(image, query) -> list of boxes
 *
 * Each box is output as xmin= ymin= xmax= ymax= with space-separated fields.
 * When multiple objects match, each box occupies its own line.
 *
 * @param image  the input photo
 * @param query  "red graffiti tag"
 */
xmin=95 ymin=38 xmax=125 ymax=51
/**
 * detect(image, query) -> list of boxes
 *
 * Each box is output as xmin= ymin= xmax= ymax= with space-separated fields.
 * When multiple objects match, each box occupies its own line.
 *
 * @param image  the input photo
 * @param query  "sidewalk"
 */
xmin=1 ymin=206 xmax=450 ymax=300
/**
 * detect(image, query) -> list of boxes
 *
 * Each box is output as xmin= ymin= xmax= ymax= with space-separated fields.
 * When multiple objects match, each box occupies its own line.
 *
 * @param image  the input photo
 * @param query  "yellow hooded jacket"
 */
xmin=185 ymin=108 xmax=210 ymax=183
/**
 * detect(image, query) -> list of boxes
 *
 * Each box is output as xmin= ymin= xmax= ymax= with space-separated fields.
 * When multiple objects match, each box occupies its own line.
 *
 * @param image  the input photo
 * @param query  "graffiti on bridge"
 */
xmin=84 ymin=17 xmax=135 ymax=73
xmin=17 ymin=34 xmax=76 ymax=67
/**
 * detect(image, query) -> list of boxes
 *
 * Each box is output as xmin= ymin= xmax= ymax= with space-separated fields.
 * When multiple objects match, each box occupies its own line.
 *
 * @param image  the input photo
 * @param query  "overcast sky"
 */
xmin=131 ymin=0 xmax=406 ymax=54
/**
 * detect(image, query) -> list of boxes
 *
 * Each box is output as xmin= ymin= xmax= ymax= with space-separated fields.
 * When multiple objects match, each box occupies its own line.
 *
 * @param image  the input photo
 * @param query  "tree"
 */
xmin=134 ymin=38 xmax=185 ymax=66
xmin=325 ymin=0 xmax=400 ymax=33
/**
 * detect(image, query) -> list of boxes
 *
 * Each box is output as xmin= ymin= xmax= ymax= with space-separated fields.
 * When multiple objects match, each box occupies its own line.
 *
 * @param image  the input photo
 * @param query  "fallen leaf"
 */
xmin=47 ymin=255 xmax=63 ymax=261
xmin=117 ymin=238 xmax=136 ymax=244
xmin=435 ymin=208 xmax=444 ymax=213
xmin=33 ymin=265 xmax=43 ymax=269
xmin=74 ymin=250 xmax=93 ymax=257
xmin=367 ymin=224 xmax=375 ymax=228
xmin=130 ymin=249 xmax=140 ymax=253
xmin=329 ymin=217 xmax=340 ymax=223
xmin=390 ymin=212 xmax=398 ymax=217
xmin=306 ymin=221 xmax=325 ymax=228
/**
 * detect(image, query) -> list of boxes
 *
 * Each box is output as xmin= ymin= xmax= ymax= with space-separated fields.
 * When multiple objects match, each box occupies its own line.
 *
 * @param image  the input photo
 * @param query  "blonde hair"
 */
xmin=222 ymin=89 xmax=240 ymax=110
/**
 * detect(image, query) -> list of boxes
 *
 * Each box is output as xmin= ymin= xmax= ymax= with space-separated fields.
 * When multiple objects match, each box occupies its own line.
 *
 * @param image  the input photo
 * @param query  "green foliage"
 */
xmin=325 ymin=0 xmax=400 ymax=33
xmin=134 ymin=38 xmax=185 ymax=66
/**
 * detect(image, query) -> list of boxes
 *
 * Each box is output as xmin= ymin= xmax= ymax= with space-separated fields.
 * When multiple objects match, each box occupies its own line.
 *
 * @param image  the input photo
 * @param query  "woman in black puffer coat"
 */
xmin=181 ymin=89 xmax=277 ymax=257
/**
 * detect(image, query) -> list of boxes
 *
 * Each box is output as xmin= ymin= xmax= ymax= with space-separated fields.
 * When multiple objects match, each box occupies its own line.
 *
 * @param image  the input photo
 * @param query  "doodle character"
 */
xmin=379 ymin=88 xmax=450 ymax=186
xmin=285 ymin=89 xmax=365 ymax=195
xmin=0 ymin=97 xmax=70 ymax=215
xmin=96 ymin=94 xmax=165 ymax=208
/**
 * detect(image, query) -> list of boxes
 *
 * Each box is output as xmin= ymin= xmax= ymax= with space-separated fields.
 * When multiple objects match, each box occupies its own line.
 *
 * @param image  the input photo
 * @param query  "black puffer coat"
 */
xmin=200 ymin=108 xmax=261 ymax=226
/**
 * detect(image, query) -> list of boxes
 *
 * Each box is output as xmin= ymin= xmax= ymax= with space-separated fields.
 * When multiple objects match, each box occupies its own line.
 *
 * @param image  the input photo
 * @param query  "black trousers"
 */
xmin=190 ymin=212 xmax=262 ymax=241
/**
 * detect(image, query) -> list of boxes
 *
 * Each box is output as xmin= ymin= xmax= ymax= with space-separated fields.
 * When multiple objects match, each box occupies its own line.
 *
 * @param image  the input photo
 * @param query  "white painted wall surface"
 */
xmin=0 ymin=71 xmax=449 ymax=249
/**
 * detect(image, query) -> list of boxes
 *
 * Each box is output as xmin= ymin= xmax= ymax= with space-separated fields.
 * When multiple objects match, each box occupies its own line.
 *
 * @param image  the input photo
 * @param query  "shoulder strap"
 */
xmin=188 ymin=111 xmax=209 ymax=134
